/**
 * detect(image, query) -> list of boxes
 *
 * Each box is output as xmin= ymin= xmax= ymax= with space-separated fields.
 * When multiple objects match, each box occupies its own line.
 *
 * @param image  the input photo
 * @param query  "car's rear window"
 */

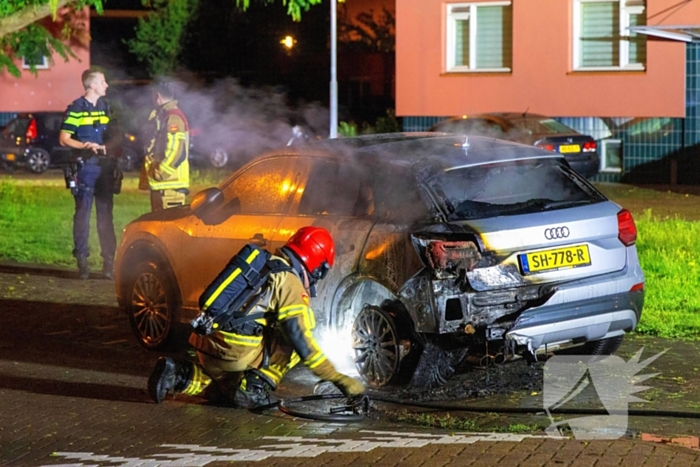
xmin=429 ymin=159 xmax=605 ymax=220
xmin=511 ymin=118 xmax=575 ymax=135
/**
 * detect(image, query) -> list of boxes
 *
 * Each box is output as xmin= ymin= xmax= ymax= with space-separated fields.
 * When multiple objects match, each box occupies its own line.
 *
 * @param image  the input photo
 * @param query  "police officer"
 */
xmin=139 ymin=79 xmax=190 ymax=211
xmin=148 ymin=227 xmax=365 ymax=408
xmin=59 ymin=68 xmax=118 ymax=280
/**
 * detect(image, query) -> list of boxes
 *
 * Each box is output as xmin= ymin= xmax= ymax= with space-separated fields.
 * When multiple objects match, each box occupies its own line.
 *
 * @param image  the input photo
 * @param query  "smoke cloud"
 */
xmin=108 ymin=77 xmax=330 ymax=168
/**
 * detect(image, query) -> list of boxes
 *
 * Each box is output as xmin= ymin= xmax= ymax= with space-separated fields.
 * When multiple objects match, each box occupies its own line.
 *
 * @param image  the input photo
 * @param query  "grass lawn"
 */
xmin=1 ymin=172 xmax=699 ymax=339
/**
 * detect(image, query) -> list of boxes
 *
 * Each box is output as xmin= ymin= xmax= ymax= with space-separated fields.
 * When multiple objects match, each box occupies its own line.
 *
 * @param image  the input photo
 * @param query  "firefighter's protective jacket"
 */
xmin=140 ymin=100 xmax=190 ymax=191
xmin=188 ymin=253 xmax=336 ymax=381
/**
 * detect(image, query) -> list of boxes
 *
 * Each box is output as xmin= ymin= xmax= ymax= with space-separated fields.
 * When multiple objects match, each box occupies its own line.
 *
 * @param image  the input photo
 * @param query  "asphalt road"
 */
xmin=1 ymin=268 xmax=700 ymax=466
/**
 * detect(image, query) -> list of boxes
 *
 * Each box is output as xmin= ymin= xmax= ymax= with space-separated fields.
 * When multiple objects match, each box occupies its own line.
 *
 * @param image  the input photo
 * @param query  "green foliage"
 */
xmin=338 ymin=121 xmax=358 ymax=137
xmin=338 ymin=109 xmax=401 ymax=137
xmin=0 ymin=171 xmax=229 ymax=268
xmin=235 ymin=0 xmax=322 ymax=22
xmin=633 ymin=210 xmax=700 ymax=338
xmin=0 ymin=0 xmax=102 ymax=77
xmin=126 ymin=0 xmax=199 ymax=77
xmin=374 ymin=109 xmax=400 ymax=133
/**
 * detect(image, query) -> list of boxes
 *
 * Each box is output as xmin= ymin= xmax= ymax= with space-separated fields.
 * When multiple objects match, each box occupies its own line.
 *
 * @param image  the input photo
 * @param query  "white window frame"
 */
xmin=573 ymin=0 xmax=645 ymax=71
xmin=600 ymin=138 xmax=623 ymax=173
xmin=22 ymin=55 xmax=49 ymax=70
xmin=446 ymin=1 xmax=512 ymax=73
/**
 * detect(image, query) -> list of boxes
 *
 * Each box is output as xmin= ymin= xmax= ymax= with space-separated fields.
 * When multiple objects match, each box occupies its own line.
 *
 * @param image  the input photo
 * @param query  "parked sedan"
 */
xmin=431 ymin=113 xmax=600 ymax=178
xmin=114 ymin=133 xmax=643 ymax=389
xmin=0 ymin=112 xmax=142 ymax=173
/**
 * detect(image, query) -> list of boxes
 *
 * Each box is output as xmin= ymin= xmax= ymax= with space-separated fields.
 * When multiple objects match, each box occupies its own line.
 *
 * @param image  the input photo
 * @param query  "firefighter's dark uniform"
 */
xmin=139 ymin=100 xmax=190 ymax=211
xmin=61 ymin=96 xmax=117 ymax=264
xmin=183 ymin=252 xmax=358 ymax=401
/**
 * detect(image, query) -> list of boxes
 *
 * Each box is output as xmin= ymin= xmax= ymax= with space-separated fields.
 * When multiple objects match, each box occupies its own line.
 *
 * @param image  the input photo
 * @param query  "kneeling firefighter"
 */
xmin=148 ymin=226 xmax=365 ymax=407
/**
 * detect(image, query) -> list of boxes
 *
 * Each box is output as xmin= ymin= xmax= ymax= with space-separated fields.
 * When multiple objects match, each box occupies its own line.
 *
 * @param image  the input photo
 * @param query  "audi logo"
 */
xmin=544 ymin=226 xmax=570 ymax=240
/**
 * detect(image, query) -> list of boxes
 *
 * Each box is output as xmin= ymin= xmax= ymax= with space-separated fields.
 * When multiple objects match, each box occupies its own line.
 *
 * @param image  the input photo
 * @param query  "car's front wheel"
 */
xmin=125 ymin=259 xmax=180 ymax=350
xmin=26 ymin=149 xmax=50 ymax=173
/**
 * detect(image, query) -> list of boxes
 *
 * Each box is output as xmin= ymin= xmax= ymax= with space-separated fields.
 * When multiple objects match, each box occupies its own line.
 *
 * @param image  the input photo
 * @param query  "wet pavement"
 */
xmin=1 ymin=264 xmax=700 ymax=466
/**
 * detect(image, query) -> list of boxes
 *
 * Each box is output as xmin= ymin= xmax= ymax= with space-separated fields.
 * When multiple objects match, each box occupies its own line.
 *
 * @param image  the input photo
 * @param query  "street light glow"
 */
xmin=281 ymin=35 xmax=295 ymax=49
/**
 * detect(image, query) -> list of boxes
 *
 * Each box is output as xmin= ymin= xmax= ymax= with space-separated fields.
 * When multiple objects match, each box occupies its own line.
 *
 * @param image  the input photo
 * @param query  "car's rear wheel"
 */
xmin=352 ymin=304 xmax=416 ymax=388
xmin=125 ymin=259 xmax=179 ymax=350
xmin=209 ymin=148 xmax=228 ymax=168
xmin=27 ymin=149 xmax=50 ymax=173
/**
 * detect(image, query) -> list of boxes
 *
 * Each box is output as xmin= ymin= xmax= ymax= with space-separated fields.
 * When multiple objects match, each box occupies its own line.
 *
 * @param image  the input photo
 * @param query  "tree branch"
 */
xmin=0 ymin=0 xmax=74 ymax=38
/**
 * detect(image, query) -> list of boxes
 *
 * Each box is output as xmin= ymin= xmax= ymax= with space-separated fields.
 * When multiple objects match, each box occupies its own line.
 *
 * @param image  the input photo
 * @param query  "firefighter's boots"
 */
xmin=231 ymin=369 xmax=278 ymax=409
xmin=148 ymin=357 xmax=192 ymax=403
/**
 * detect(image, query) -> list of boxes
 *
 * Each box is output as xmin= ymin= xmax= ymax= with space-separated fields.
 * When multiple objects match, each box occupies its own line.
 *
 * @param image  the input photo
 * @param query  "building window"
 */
xmin=22 ymin=54 xmax=49 ymax=70
xmin=574 ymin=0 xmax=646 ymax=71
xmin=600 ymin=139 xmax=623 ymax=172
xmin=446 ymin=2 xmax=512 ymax=73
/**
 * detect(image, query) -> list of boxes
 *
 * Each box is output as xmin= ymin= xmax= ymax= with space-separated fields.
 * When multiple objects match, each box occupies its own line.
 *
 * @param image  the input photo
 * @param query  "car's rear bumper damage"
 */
xmin=506 ymin=289 xmax=643 ymax=354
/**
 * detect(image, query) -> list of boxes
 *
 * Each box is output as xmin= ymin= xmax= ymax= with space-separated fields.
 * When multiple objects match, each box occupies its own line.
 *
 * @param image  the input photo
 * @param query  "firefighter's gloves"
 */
xmin=313 ymin=360 xmax=365 ymax=396
xmin=333 ymin=374 xmax=366 ymax=397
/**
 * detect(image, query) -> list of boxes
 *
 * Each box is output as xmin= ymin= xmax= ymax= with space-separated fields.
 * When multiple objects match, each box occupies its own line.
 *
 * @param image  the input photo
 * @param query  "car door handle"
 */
xmin=249 ymin=233 xmax=267 ymax=247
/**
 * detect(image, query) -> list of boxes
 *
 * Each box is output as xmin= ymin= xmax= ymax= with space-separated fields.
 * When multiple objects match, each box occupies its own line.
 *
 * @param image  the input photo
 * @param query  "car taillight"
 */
xmin=617 ymin=209 xmax=637 ymax=246
xmin=630 ymin=282 xmax=644 ymax=292
xmin=25 ymin=119 xmax=38 ymax=140
xmin=583 ymin=141 xmax=597 ymax=152
xmin=537 ymin=143 xmax=555 ymax=151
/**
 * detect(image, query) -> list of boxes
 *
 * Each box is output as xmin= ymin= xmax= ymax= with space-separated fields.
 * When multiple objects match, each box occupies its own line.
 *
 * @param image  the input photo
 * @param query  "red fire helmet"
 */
xmin=284 ymin=226 xmax=335 ymax=274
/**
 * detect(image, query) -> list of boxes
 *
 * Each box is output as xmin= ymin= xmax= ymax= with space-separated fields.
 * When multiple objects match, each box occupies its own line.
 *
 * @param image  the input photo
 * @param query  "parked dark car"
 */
xmin=0 ymin=112 xmax=143 ymax=173
xmin=430 ymin=113 xmax=600 ymax=178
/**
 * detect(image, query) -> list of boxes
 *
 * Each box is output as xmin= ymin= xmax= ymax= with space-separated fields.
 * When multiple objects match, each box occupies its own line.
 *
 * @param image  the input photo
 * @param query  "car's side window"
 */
xmin=298 ymin=159 xmax=372 ymax=217
xmin=372 ymin=168 xmax=428 ymax=223
xmin=221 ymin=156 xmax=303 ymax=215
xmin=45 ymin=115 xmax=63 ymax=133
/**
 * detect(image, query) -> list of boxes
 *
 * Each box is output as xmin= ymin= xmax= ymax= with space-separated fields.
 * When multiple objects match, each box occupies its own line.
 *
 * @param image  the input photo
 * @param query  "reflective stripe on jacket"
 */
xmin=60 ymin=97 xmax=110 ymax=144
xmin=189 ymin=254 xmax=331 ymax=376
xmin=141 ymin=100 xmax=190 ymax=191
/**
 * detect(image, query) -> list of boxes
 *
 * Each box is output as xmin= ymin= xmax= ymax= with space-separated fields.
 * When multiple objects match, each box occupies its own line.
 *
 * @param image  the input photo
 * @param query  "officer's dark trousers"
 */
xmin=72 ymin=158 xmax=116 ymax=261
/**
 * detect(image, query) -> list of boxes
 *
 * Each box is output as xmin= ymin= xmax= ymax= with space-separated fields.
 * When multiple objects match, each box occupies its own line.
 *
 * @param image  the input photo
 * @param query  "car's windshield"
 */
xmin=510 ymin=117 xmax=576 ymax=135
xmin=427 ymin=159 xmax=605 ymax=220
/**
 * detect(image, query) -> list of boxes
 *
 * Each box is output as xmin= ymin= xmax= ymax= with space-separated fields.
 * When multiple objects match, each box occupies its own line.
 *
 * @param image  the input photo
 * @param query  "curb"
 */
xmin=0 ymin=260 xmax=108 ymax=280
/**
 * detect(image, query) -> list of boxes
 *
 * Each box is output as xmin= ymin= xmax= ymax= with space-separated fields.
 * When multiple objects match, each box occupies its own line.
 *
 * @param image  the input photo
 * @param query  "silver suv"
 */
xmin=114 ymin=133 xmax=644 ymax=389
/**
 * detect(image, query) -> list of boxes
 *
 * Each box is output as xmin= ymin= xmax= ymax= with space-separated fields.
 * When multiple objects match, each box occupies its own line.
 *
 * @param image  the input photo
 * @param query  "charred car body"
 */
xmin=114 ymin=133 xmax=644 ymax=389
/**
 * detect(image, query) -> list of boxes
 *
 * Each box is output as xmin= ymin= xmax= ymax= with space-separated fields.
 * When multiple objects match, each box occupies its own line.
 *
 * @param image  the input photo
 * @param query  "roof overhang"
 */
xmin=630 ymin=25 xmax=700 ymax=42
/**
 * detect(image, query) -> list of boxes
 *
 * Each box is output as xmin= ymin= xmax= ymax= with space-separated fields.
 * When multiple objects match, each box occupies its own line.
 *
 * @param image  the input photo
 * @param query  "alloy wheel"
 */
xmin=209 ymin=148 xmax=228 ymax=168
xmin=130 ymin=272 xmax=170 ymax=347
xmin=27 ymin=150 xmax=50 ymax=173
xmin=352 ymin=306 xmax=400 ymax=388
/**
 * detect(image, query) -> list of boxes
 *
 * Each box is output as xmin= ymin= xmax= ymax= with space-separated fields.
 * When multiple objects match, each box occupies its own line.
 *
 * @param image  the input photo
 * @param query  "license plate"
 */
xmin=519 ymin=244 xmax=591 ymax=274
xmin=5 ymin=153 xmax=15 ymax=161
xmin=559 ymin=144 xmax=581 ymax=154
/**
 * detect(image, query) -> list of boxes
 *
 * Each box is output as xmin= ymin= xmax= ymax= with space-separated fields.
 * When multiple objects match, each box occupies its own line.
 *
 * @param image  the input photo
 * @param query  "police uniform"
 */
xmin=140 ymin=100 xmax=190 ymax=211
xmin=61 ymin=96 xmax=117 ymax=267
xmin=183 ymin=252 xmax=353 ymax=402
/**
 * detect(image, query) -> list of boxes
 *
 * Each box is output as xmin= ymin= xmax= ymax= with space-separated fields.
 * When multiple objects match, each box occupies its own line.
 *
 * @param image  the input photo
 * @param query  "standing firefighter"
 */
xmin=140 ymin=79 xmax=190 ymax=211
xmin=148 ymin=226 xmax=365 ymax=408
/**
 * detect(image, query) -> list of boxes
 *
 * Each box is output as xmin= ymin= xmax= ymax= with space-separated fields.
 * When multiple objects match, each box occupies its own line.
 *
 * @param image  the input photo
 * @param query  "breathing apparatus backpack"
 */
xmin=190 ymin=244 xmax=292 ymax=336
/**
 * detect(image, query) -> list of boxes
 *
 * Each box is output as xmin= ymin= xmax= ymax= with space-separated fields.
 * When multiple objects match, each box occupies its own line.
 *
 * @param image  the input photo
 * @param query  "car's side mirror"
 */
xmin=190 ymin=187 xmax=224 ymax=222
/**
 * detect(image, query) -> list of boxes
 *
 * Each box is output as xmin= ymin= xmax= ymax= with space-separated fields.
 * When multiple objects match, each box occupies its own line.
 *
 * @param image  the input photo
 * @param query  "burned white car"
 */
xmin=114 ymin=133 xmax=644 ymax=389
